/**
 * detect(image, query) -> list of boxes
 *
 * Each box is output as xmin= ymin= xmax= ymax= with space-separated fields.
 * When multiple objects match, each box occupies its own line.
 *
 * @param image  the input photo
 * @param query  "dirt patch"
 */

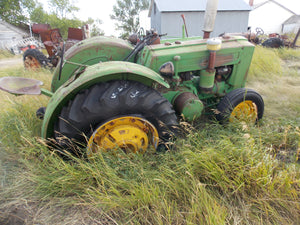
xmin=0 ymin=148 xmax=30 ymax=225
xmin=0 ymin=205 xmax=32 ymax=225
xmin=0 ymin=58 xmax=22 ymax=69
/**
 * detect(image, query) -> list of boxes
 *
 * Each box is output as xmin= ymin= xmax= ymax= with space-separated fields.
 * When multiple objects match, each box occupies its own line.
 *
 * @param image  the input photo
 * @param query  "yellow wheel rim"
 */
xmin=229 ymin=100 xmax=258 ymax=123
xmin=87 ymin=116 xmax=159 ymax=156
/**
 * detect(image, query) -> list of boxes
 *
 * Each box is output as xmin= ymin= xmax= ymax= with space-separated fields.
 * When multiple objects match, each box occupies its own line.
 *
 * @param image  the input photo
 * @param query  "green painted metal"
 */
xmin=181 ymin=98 xmax=204 ymax=121
xmin=41 ymin=88 xmax=53 ymax=97
xmin=138 ymin=36 xmax=252 ymax=75
xmin=199 ymin=69 xmax=215 ymax=90
xmin=51 ymin=36 xmax=134 ymax=92
xmin=41 ymin=61 xmax=170 ymax=138
xmin=138 ymin=36 xmax=254 ymax=97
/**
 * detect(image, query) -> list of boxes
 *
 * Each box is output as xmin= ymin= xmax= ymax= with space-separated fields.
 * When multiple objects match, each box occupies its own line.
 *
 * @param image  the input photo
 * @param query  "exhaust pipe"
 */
xmin=203 ymin=0 xmax=219 ymax=39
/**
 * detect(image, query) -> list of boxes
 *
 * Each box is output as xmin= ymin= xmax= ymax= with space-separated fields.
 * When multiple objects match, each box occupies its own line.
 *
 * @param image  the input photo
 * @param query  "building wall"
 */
xmin=248 ymin=2 xmax=293 ymax=34
xmin=157 ymin=11 xmax=249 ymax=38
xmin=0 ymin=20 xmax=27 ymax=49
xmin=150 ymin=3 xmax=162 ymax=34
xmin=283 ymin=24 xmax=300 ymax=34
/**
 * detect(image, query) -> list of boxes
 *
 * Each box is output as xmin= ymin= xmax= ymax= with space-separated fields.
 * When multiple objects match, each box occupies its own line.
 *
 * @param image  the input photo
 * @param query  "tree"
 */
xmin=0 ymin=0 xmax=37 ymax=25
xmin=48 ymin=0 xmax=79 ymax=19
xmin=87 ymin=18 xmax=105 ymax=37
xmin=1 ymin=0 xmax=104 ymax=39
xmin=110 ymin=0 xmax=149 ymax=38
xmin=30 ymin=0 xmax=93 ymax=38
xmin=30 ymin=2 xmax=82 ymax=38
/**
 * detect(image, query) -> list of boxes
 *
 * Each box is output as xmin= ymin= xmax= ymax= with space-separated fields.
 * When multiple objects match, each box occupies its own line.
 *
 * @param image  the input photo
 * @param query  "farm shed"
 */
xmin=148 ymin=0 xmax=251 ymax=38
xmin=282 ymin=15 xmax=300 ymax=34
xmin=0 ymin=19 xmax=28 ymax=49
xmin=247 ymin=0 xmax=300 ymax=34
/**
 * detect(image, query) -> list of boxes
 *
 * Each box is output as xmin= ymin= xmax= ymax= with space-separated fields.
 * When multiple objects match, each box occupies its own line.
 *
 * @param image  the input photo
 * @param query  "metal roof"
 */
xmin=253 ymin=0 xmax=300 ymax=16
xmin=153 ymin=0 xmax=251 ymax=12
xmin=284 ymin=15 xmax=300 ymax=25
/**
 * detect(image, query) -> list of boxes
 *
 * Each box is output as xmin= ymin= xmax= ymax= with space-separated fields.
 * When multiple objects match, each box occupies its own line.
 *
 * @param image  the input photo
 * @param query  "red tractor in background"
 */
xmin=23 ymin=24 xmax=89 ymax=70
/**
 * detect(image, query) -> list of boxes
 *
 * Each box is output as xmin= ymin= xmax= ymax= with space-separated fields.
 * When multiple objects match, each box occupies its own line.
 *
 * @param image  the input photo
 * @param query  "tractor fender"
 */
xmin=41 ymin=61 xmax=170 ymax=139
xmin=51 ymin=36 xmax=134 ymax=92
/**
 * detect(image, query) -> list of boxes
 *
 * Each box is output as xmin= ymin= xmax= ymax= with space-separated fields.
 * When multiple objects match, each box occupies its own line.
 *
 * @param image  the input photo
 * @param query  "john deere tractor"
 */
xmin=0 ymin=1 xmax=264 ymax=156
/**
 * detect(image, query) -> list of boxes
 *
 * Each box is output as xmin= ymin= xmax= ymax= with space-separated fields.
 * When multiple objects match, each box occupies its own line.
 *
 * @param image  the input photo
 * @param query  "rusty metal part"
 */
xmin=128 ymin=33 xmax=139 ymax=45
xmin=32 ymin=24 xmax=51 ymax=34
xmin=208 ymin=51 xmax=217 ymax=71
xmin=67 ymin=27 xmax=84 ymax=41
xmin=291 ymin=28 xmax=300 ymax=48
xmin=203 ymin=31 xmax=211 ymax=39
xmin=24 ymin=54 xmax=42 ymax=70
xmin=181 ymin=14 xmax=189 ymax=37
xmin=149 ymin=36 xmax=161 ymax=45
xmin=40 ymin=29 xmax=62 ymax=57
xmin=200 ymin=54 xmax=234 ymax=68
xmin=0 ymin=77 xmax=43 ymax=95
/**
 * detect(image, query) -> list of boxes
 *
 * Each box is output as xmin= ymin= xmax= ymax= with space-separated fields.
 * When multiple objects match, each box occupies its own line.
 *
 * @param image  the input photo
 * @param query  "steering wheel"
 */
xmin=137 ymin=27 xmax=145 ymax=38
xmin=255 ymin=27 xmax=264 ymax=36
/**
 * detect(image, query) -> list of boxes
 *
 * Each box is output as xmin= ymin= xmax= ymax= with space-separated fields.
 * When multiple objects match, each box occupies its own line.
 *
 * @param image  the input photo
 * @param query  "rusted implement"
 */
xmin=23 ymin=24 xmax=89 ymax=69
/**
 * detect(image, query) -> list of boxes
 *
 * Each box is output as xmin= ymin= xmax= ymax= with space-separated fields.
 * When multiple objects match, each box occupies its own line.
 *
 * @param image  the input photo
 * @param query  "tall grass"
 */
xmin=248 ymin=46 xmax=283 ymax=79
xmin=0 ymin=50 xmax=15 ymax=59
xmin=0 ymin=47 xmax=300 ymax=224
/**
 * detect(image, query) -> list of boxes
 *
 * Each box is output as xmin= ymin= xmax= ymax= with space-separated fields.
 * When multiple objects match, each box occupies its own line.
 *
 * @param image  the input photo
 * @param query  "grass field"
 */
xmin=0 ymin=46 xmax=299 ymax=224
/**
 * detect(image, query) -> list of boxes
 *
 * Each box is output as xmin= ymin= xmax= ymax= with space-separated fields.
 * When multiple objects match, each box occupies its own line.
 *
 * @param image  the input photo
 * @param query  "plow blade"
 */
xmin=0 ymin=77 xmax=43 ymax=95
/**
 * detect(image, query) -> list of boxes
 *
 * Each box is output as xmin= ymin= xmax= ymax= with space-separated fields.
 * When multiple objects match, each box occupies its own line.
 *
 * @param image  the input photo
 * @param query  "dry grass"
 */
xmin=0 ymin=50 xmax=22 ymax=59
xmin=247 ymin=46 xmax=300 ymax=120
xmin=0 ymin=47 xmax=299 ymax=224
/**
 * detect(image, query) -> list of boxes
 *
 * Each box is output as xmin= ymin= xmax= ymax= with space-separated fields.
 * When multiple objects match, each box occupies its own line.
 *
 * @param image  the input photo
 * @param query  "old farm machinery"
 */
xmin=0 ymin=0 xmax=264 ymax=156
xmin=23 ymin=24 xmax=89 ymax=70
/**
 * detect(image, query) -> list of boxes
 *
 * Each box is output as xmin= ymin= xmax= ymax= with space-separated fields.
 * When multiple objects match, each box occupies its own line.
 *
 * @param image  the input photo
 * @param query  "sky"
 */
xmin=39 ymin=0 xmax=118 ymax=36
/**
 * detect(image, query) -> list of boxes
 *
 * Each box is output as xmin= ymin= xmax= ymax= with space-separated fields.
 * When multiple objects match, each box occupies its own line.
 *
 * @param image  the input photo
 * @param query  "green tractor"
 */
xmin=0 ymin=2 xmax=264 ymax=156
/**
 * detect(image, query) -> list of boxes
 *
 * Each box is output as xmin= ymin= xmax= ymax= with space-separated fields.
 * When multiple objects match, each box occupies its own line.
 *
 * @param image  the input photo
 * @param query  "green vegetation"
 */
xmin=0 ymin=47 xmax=299 ymax=224
xmin=0 ymin=0 xmax=103 ymax=38
xmin=111 ymin=0 xmax=150 ymax=38
xmin=0 ymin=50 xmax=19 ymax=59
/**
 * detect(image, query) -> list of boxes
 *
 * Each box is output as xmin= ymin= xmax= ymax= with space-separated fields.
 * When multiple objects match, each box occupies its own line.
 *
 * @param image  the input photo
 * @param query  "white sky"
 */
xmin=39 ymin=0 xmax=118 ymax=36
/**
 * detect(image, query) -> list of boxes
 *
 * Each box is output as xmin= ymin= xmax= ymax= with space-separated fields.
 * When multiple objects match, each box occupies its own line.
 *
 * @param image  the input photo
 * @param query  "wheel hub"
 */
xmin=87 ymin=116 xmax=159 ymax=156
xmin=230 ymin=100 xmax=258 ymax=123
xmin=24 ymin=56 xmax=41 ymax=70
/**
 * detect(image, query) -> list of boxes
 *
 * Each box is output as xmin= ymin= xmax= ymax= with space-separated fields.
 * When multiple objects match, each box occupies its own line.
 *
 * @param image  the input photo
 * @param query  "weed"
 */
xmin=0 ymin=47 xmax=299 ymax=224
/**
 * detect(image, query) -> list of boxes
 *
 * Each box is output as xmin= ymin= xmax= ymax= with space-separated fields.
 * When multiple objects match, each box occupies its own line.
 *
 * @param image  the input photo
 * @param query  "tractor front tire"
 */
xmin=54 ymin=80 xmax=178 ymax=155
xmin=216 ymin=88 xmax=264 ymax=124
xmin=23 ymin=49 xmax=49 ymax=70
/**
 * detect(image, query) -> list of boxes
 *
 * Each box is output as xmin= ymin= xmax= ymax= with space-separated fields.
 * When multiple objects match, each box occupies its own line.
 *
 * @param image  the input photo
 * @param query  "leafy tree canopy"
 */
xmin=0 ymin=0 xmax=104 ymax=38
xmin=0 ymin=0 xmax=37 ymax=25
xmin=110 ymin=0 xmax=149 ymax=39
xmin=48 ymin=0 xmax=79 ymax=19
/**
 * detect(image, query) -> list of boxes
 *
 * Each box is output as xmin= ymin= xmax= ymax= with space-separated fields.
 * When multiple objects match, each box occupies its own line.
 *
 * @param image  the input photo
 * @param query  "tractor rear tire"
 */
xmin=262 ymin=38 xmax=284 ymax=48
xmin=23 ymin=49 xmax=49 ymax=70
xmin=54 ymin=80 xmax=178 ymax=154
xmin=216 ymin=88 xmax=264 ymax=124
